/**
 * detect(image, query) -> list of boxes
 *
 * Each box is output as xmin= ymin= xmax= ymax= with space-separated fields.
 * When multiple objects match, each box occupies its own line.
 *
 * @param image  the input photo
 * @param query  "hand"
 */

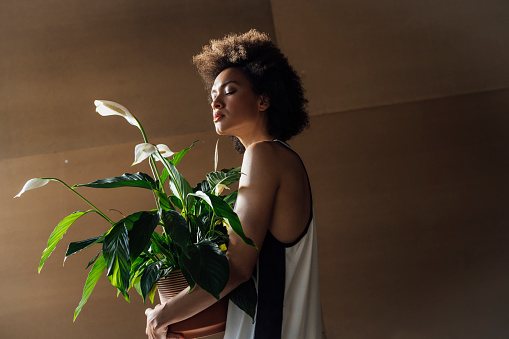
xmin=145 ymin=304 xmax=169 ymax=339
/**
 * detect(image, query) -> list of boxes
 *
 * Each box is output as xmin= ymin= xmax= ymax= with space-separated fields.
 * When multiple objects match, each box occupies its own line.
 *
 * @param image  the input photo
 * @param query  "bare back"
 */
xmin=250 ymin=140 xmax=311 ymax=244
xmin=267 ymin=141 xmax=310 ymax=243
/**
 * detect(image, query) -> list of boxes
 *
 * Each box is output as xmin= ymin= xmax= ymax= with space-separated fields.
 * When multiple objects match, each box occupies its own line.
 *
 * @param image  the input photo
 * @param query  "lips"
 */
xmin=213 ymin=113 xmax=224 ymax=122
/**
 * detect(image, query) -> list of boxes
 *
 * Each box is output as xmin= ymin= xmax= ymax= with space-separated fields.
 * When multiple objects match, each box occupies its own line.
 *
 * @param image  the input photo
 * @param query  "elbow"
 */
xmin=226 ymin=246 xmax=259 ymax=288
xmin=230 ymin=263 xmax=254 ymax=286
xmin=237 ymin=267 xmax=254 ymax=284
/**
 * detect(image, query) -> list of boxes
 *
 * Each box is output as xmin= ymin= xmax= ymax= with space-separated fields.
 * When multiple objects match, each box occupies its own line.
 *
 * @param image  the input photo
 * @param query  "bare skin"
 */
xmin=145 ymin=67 xmax=310 ymax=339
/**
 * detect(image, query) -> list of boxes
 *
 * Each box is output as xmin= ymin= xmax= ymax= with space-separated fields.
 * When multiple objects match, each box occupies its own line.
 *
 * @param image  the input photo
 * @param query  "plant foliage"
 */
xmin=22 ymin=101 xmax=257 ymax=321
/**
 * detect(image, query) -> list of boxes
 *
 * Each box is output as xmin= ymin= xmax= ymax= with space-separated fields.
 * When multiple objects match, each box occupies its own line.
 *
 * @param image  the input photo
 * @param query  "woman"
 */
xmin=146 ymin=30 xmax=321 ymax=339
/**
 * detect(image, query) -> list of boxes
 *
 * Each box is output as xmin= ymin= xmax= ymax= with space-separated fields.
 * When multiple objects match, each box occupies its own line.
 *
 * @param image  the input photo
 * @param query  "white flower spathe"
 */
xmin=133 ymin=143 xmax=156 ymax=165
xmin=132 ymin=143 xmax=174 ymax=166
xmin=94 ymin=100 xmax=139 ymax=128
xmin=155 ymin=144 xmax=174 ymax=158
xmin=214 ymin=139 xmax=219 ymax=172
xmin=14 ymin=178 xmax=51 ymax=198
xmin=223 ymin=218 xmax=232 ymax=235
xmin=214 ymin=183 xmax=229 ymax=196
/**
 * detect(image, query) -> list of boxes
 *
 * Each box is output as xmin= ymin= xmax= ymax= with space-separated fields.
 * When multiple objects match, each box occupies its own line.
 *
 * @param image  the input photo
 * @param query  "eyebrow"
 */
xmin=211 ymin=80 xmax=238 ymax=95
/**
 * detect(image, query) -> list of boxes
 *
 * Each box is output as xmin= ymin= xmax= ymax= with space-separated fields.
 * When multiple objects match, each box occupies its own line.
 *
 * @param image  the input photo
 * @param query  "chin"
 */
xmin=214 ymin=125 xmax=228 ymax=136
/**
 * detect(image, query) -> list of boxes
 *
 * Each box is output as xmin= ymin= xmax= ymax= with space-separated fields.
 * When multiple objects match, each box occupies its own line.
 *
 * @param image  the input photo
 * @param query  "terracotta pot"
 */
xmin=157 ymin=270 xmax=228 ymax=339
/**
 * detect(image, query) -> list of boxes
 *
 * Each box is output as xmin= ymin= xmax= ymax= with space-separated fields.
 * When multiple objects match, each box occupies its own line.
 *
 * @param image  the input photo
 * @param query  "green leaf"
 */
xmin=149 ymin=232 xmax=167 ymax=254
xmin=39 ymin=210 xmax=97 ymax=273
xmin=161 ymin=210 xmax=191 ymax=249
xmin=132 ymin=270 xmax=143 ymax=297
xmin=75 ymin=172 xmax=156 ymax=190
xmin=74 ymin=254 xmax=107 ymax=321
xmin=160 ymin=141 xmax=198 ymax=186
xmin=122 ymin=211 xmax=147 ymax=232
xmin=130 ymin=255 xmax=147 ymax=279
xmin=147 ymin=283 xmax=158 ymax=304
xmin=86 ymin=250 xmax=102 ymax=269
xmin=187 ymin=214 xmax=208 ymax=242
xmin=65 ymin=235 xmax=103 ymax=259
xmin=131 ymin=258 xmax=153 ymax=298
xmin=193 ymin=179 xmax=211 ymax=194
xmin=181 ymin=240 xmax=229 ymax=300
xmin=141 ymin=260 xmax=163 ymax=302
xmin=72 ymin=212 xmax=145 ymax=269
xmin=172 ymin=141 xmax=198 ymax=165
xmin=150 ymin=232 xmax=175 ymax=263
xmin=160 ymin=169 xmax=169 ymax=187
xmin=223 ymin=191 xmax=238 ymax=207
xmin=156 ymin=190 xmax=173 ymax=211
xmin=229 ymin=277 xmax=257 ymax=321
xmin=206 ymin=167 xmax=241 ymax=192
xmin=159 ymin=157 xmax=193 ymax=210
xmin=129 ymin=211 xmax=160 ymax=261
xmin=189 ymin=191 xmax=256 ymax=248
xmin=169 ymin=195 xmax=183 ymax=210
xmin=103 ymin=222 xmax=131 ymax=301
xmin=178 ymin=254 xmax=195 ymax=290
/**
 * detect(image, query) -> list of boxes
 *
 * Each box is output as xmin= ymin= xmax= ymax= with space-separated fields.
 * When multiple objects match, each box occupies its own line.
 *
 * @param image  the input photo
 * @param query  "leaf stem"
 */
xmin=133 ymin=115 xmax=167 ymax=208
xmin=43 ymin=178 xmax=114 ymax=224
xmin=132 ymin=115 xmax=165 ymax=209
xmin=134 ymin=116 xmax=149 ymax=144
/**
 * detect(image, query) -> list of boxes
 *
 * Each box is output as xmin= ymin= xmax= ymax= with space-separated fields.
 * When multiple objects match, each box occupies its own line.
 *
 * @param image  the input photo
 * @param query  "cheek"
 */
xmin=235 ymin=101 xmax=260 ymax=118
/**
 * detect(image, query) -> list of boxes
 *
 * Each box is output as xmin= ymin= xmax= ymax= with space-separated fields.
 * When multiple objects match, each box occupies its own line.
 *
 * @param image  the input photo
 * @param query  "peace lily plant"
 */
xmin=15 ymin=100 xmax=257 ymax=321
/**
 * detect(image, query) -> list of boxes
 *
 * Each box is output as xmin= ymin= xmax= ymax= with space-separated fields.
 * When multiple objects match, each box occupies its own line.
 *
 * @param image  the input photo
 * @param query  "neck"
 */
xmin=237 ymin=132 xmax=274 ymax=149
xmin=235 ymin=113 xmax=273 ymax=149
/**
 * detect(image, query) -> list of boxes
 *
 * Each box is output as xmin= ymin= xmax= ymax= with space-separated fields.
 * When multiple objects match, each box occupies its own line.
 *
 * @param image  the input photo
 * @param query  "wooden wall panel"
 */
xmin=291 ymin=89 xmax=509 ymax=338
xmin=271 ymin=0 xmax=509 ymax=115
xmin=0 ymin=0 xmax=275 ymax=160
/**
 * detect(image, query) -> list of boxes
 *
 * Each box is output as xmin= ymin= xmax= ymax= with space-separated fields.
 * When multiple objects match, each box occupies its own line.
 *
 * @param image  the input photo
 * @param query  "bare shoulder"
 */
xmin=242 ymin=140 xmax=305 ymax=187
xmin=244 ymin=140 xmax=280 ymax=159
xmin=244 ymin=140 xmax=299 ymax=167
xmin=241 ymin=141 xmax=280 ymax=187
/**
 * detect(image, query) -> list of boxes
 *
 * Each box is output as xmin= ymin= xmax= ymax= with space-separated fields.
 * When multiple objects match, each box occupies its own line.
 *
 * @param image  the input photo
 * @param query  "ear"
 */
xmin=258 ymin=94 xmax=270 ymax=112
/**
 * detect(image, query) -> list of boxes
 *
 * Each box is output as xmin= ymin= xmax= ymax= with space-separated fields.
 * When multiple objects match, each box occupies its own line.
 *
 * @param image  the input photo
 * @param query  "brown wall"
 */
xmin=1 ymin=0 xmax=509 ymax=338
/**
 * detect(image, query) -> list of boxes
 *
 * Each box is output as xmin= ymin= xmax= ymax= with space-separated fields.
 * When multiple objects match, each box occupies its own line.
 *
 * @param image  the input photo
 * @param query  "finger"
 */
xmin=146 ymin=321 xmax=153 ymax=336
xmin=145 ymin=308 xmax=153 ymax=316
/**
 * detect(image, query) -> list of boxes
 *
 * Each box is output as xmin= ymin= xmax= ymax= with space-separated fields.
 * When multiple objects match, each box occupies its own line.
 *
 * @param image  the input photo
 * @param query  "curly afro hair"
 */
xmin=192 ymin=29 xmax=309 ymax=149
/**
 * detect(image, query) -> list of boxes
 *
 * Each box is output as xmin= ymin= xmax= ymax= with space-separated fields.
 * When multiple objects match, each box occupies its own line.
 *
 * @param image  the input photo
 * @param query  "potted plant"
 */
xmin=15 ymin=100 xmax=257 ymax=336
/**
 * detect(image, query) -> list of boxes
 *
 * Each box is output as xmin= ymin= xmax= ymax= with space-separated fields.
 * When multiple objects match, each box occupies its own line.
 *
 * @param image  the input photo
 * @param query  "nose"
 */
xmin=211 ymin=96 xmax=224 ymax=110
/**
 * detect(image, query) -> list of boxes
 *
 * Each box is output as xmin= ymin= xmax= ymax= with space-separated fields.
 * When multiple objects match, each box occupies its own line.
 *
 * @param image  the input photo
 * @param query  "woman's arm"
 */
xmin=145 ymin=142 xmax=281 ymax=338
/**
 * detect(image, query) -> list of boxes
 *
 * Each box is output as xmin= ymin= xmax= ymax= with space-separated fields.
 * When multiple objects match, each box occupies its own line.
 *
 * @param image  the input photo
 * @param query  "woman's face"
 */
xmin=210 ymin=67 xmax=268 ymax=138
